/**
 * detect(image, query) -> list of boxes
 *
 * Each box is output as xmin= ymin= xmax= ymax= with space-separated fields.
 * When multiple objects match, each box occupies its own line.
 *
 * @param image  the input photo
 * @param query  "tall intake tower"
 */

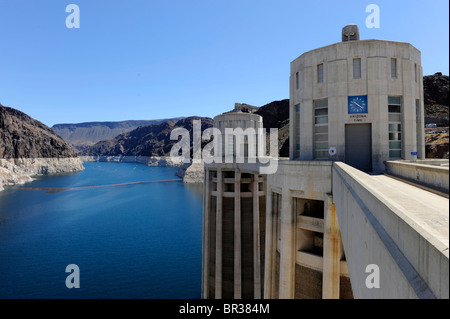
xmin=202 ymin=106 xmax=267 ymax=299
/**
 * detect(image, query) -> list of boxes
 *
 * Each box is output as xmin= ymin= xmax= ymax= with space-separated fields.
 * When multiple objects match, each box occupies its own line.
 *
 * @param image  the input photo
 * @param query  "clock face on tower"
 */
xmin=348 ymin=95 xmax=368 ymax=114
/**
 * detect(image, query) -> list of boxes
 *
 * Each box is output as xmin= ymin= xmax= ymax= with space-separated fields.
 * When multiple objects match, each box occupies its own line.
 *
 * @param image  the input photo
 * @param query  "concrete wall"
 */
xmin=385 ymin=160 xmax=449 ymax=193
xmin=332 ymin=162 xmax=449 ymax=298
xmin=290 ymin=40 xmax=425 ymax=170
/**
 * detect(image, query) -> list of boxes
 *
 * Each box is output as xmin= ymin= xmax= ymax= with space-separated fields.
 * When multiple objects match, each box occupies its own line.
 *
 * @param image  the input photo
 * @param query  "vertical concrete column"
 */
xmin=279 ymin=189 xmax=295 ymax=299
xmin=301 ymin=100 xmax=315 ymax=160
xmin=322 ymin=195 xmax=341 ymax=299
xmin=289 ymin=85 xmax=294 ymax=160
xmin=215 ymin=168 xmax=223 ymax=299
xmin=234 ymin=170 xmax=242 ymax=299
xmin=418 ymin=98 xmax=426 ymax=159
xmin=202 ymin=168 xmax=210 ymax=298
xmin=253 ymin=174 xmax=261 ymax=298
xmin=418 ymin=68 xmax=425 ymax=159
xmin=263 ymin=186 xmax=274 ymax=299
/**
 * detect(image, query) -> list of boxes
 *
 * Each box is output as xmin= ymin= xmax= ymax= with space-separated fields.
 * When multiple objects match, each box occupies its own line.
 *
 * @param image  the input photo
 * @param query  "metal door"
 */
xmin=345 ymin=124 xmax=372 ymax=172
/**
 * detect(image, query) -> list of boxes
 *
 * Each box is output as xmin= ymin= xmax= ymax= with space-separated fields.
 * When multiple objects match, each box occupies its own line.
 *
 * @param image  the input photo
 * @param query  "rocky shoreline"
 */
xmin=1 ymin=103 xmax=86 ymax=191
xmin=80 ymin=156 xmax=205 ymax=183
xmin=175 ymin=161 xmax=205 ymax=184
xmin=79 ymin=155 xmax=181 ymax=167
xmin=0 ymin=157 xmax=85 ymax=191
xmin=0 ymin=156 xmax=205 ymax=190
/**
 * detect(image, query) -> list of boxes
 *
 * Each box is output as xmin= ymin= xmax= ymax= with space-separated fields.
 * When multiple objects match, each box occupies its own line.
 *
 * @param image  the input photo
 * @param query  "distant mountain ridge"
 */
xmin=81 ymin=117 xmax=214 ymax=157
xmin=52 ymin=118 xmax=184 ymax=151
xmin=81 ymin=99 xmax=292 ymax=159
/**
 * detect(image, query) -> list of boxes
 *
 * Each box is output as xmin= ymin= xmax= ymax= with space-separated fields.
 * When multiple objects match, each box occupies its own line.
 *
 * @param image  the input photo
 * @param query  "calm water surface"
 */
xmin=0 ymin=162 xmax=203 ymax=299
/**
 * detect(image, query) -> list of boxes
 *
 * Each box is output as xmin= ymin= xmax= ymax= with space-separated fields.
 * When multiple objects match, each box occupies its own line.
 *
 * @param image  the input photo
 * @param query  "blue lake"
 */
xmin=0 ymin=162 xmax=204 ymax=299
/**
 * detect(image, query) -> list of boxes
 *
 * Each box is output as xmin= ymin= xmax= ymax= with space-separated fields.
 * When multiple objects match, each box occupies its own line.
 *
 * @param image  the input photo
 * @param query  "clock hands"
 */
xmin=354 ymin=101 xmax=364 ymax=109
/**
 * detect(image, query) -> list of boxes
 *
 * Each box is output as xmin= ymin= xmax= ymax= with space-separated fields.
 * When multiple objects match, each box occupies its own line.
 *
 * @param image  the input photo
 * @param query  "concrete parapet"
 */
xmin=385 ymin=160 xmax=449 ymax=193
xmin=332 ymin=161 xmax=449 ymax=299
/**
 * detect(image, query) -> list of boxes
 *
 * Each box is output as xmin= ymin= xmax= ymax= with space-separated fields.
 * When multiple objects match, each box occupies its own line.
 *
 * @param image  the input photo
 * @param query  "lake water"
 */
xmin=0 ymin=162 xmax=204 ymax=299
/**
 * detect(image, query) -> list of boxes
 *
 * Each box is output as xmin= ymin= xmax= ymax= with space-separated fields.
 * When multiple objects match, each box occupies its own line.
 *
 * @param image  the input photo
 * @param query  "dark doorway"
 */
xmin=345 ymin=124 xmax=372 ymax=172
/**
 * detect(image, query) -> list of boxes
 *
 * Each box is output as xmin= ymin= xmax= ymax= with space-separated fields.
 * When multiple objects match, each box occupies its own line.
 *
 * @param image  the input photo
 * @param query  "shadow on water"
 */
xmin=184 ymin=183 xmax=203 ymax=197
xmin=44 ymin=189 xmax=67 ymax=194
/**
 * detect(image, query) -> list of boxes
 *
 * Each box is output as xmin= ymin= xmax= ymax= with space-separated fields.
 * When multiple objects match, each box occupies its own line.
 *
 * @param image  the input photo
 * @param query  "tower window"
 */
xmin=391 ymin=58 xmax=397 ymax=78
xmin=415 ymin=64 xmax=418 ymax=82
xmin=317 ymin=64 xmax=324 ymax=83
xmin=294 ymin=104 xmax=300 ymax=159
xmin=314 ymin=99 xmax=328 ymax=159
xmin=388 ymin=96 xmax=402 ymax=158
xmin=353 ymin=58 xmax=361 ymax=79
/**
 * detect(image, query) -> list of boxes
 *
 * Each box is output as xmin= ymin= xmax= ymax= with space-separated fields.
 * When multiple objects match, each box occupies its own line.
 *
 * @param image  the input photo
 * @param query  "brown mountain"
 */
xmin=81 ymin=116 xmax=214 ymax=157
xmin=52 ymin=118 xmax=185 ymax=152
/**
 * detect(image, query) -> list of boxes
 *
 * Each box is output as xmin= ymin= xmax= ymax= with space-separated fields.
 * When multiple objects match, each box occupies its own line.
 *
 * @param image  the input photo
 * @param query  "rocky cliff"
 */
xmin=1 ymin=105 xmax=79 ymax=159
xmin=254 ymin=99 xmax=290 ymax=157
xmin=424 ymin=72 xmax=449 ymax=126
xmin=0 ymin=104 xmax=84 ymax=190
xmin=176 ymin=161 xmax=205 ymax=183
xmin=424 ymin=73 xmax=449 ymax=158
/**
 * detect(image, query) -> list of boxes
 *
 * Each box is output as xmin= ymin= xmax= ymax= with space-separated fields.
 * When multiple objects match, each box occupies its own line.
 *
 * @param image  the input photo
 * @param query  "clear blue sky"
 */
xmin=0 ymin=0 xmax=448 ymax=126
